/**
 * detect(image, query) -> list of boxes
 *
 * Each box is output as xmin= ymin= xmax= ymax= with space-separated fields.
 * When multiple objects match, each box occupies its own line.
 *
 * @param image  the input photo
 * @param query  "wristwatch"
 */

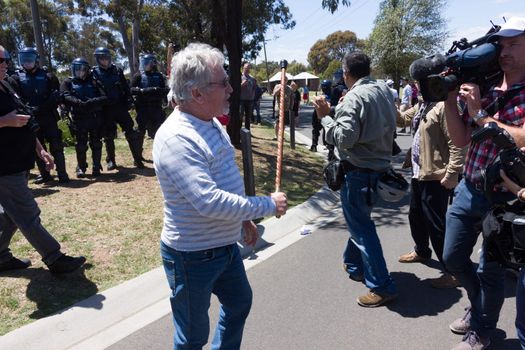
xmin=473 ymin=109 xmax=489 ymax=123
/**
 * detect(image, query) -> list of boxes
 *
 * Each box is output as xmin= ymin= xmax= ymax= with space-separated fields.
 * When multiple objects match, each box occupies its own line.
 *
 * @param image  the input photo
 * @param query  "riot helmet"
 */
xmin=19 ymin=47 xmax=39 ymax=71
xmin=140 ymin=54 xmax=157 ymax=72
xmin=94 ymin=47 xmax=112 ymax=68
xmin=71 ymin=58 xmax=90 ymax=80
xmin=320 ymin=79 xmax=332 ymax=95
xmin=333 ymin=69 xmax=344 ymax=83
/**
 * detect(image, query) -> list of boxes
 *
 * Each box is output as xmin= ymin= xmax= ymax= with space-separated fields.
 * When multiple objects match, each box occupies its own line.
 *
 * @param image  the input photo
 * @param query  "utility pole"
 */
xmin=29 ymin=0 xmax=47 ymax=67
xmin=262 ymin=39 xmax=271 ymax=93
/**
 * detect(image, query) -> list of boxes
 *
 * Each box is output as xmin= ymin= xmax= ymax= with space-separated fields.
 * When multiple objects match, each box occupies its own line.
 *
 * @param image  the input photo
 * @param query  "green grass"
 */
xmin=0 ymin=122 xmax=324 ymax=335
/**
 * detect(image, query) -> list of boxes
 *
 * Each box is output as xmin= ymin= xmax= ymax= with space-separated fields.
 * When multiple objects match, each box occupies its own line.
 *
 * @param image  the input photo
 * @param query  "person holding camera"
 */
xmin=0 ymin=45 xmax=86 ymax=274
xmin=443 ymin=17 xmax=525 ymax=350
xmin=9 ymin=47 xmax=70 ymax=184
xmin=499 ymin=166 xmax=525 ymax=350
xmin=313 ymin=51 xmax=398 ymax=308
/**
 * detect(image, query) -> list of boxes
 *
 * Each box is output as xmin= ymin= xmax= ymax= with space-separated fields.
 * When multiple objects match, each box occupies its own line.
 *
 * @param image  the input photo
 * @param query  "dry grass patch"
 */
xmin=0 ymin=122 xmax=324 ymax=335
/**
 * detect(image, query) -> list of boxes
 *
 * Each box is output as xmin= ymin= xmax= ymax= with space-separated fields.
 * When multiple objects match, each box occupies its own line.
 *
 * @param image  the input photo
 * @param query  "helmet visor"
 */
xmin=19 ymin=52 xmax=37 ymax=69
xmin=95 ymin=54 xmax=111 ymax=67
xmin=140 ymin=56 xmax=156 ymax=72
xmin=72 ymin=63 xmax=89 ymax=79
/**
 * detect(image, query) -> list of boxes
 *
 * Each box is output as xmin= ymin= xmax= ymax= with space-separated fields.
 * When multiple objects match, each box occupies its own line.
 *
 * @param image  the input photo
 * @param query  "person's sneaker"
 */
xmin=76 ymin=166 xmax=86 ymax=178
xmin=92 ymin=168 xmax=102 ymax=177
xmin=47 ymin=254 xmax=86 ymax=274
xmin=34 ymin=174 xmax=53 ymax=184
xmin=107 ymin=161 xmax=117 ymax=171
xmin=309 ymin=145 xmax=317 ymax=152
xmin=398 ymin=250 xmax=429 ymax=263
xmin=0 ymin=257 xmax=31 ymax=272
xmin=450 ymin=307 xmax=472 ymax=334
xmin=430 ymin=274 xmax=461 ymax=289
xmin=357 ymin=291 xmax=398 ymax=308
xmin=452 ymin=331 xmax=490 ymax=350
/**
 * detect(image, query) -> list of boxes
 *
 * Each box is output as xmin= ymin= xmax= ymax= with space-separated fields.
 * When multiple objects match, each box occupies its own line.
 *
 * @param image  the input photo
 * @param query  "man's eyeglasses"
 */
xmin=208 ymin=77 xmax=230 ymax=88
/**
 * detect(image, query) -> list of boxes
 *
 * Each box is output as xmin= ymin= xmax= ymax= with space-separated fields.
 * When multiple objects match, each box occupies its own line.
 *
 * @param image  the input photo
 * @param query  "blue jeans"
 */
xmin=517 ymin=268 xmax=525 ymax=349
xmin=340 ymin=170 xmax=397 ymax=295
xmin=161 ymin=242 xmax=252 ymax=350
xmin=443 ymin=179 xmax=512 ymax=338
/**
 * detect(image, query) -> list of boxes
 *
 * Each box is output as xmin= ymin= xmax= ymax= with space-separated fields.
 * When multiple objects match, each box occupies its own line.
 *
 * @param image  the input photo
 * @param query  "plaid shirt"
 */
xmin=464 ymin=81 xmax=525 ymax=187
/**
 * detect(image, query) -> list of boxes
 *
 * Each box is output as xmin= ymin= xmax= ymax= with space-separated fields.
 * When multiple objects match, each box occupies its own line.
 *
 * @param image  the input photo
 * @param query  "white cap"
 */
xmin=489 ymin=17 xmax=525 ymax=41
xmin=386 ymin=79 xmax=394 ymax=86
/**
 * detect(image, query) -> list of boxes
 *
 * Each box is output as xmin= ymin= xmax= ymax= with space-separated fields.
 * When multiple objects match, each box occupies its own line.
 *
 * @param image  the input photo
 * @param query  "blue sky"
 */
xmin=259 ymin=0 xmax=525 ymax=65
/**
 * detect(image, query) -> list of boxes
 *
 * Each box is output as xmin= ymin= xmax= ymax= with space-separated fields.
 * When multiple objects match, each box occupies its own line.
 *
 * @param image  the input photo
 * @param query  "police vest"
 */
xmin=139 ymin=72 xmax=163 ymax=89
xmin=93 ymin=65 xmax=125 ymax=101
xmin=17 ymin=68 xmax=51 ymax=107
xmin=71 ymin=78 xmax=99 ymax=100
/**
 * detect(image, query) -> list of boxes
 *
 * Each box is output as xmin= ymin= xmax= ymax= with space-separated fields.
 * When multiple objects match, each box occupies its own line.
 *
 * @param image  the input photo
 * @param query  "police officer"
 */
xmin=310 ymin=79 xmax=332 ymax=152
xmin=61 ymin=58 xmax=108 ymax=178
xmin=330 ymin=68 xmax=347 ymax=106
xmin=130 ymin=54 xmax=169 ymax=151
xmin=4 ymin=50 xmax=16 ymax=77
xmin=9 ymin=47 xmax=70 ymax=183
xmin=92 ymin=47 xmax=144 ymax=169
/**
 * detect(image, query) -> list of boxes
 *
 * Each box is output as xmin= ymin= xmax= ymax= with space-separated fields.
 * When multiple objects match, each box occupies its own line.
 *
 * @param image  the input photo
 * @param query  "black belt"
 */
xmin=340 ymin=160 xmax=375 ymax=174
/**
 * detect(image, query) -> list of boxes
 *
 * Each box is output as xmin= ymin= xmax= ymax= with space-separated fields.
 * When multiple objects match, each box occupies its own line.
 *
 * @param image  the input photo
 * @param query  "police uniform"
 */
xmin=9 ymin=68 xmax=69 ymax=182
xmin=61 ymin=73 xmax=107 ymax=177
xmin=130 ymin=70 xmax=168 ymax=142
xmin=92 ymin=64 xmax=144 ymax=169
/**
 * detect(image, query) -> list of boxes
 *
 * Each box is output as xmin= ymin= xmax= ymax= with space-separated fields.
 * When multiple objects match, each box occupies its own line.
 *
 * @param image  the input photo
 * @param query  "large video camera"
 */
xmin=471 ymin=122 xmax=525 ymax=200
xmin=410 ymin=24 xmax=503 ymax=102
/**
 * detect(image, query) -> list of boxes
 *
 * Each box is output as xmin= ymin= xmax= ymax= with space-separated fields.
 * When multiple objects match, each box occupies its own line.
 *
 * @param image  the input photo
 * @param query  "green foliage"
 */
xmin=366 ymin=0 xmax=447 ymax=88
xmin=321 ymin=0 xmax=352 ymax=14
xmin=307 ymin=30 xmax=365 ymax=75
xmin=287 ymin=60 xmax=308 ymax=76
xmin=321 ymin=60 xmax=341 ymax=80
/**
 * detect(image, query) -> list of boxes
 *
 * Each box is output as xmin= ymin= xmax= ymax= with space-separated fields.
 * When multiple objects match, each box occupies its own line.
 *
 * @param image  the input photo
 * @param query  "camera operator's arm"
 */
xmin=35 ymin=138 xmax=54 ymax=172
xmin=445 ymin=90 xmax=472 ymax=147
xmin=460 ymin=83 xmax=525 ymax=147
xmin=0 ymin=110 xmax=30 ymax=128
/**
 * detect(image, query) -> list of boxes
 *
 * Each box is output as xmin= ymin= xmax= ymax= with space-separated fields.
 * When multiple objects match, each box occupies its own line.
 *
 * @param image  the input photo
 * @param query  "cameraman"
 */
xmin=499 ymin=166 xmax=525 ymax=350
xmin=443 ymin=17 xmax=525 ymax=350
xmin=0 ymin=45 xmax=86 ymax=274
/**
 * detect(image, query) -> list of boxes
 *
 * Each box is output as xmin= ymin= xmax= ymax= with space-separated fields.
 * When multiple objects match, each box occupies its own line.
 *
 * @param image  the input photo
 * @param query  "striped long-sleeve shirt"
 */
xmin=153 ymin=109 xmax=276 ymax=251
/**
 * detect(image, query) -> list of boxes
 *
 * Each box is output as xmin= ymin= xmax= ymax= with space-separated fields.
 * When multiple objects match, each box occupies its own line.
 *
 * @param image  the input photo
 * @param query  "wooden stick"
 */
xmin=275 ymin=60 xmax=288 ymax=193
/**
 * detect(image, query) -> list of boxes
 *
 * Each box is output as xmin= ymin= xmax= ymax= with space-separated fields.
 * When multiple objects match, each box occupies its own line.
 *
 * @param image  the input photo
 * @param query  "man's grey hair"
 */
xmin=168 ymin=43 xmax=225 ymax=105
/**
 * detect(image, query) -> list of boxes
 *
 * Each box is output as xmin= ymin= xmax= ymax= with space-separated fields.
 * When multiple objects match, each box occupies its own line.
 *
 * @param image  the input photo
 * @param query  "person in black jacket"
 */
xmin=92 ymin=47 xmax=144 ymax=169
xmin=9 ymin=47 xmax=70 ymax=184
xmin=0 ymin=45 xmax=85 ymax=273
xmin=131 ymin=54 xmax=169 ymax=154
xmin=61 ymin=58 xmax=108 ymax=178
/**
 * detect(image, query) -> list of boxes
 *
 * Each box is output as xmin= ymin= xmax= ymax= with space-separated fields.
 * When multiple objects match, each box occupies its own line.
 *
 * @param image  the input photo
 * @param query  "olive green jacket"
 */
xmin=397 ymin=102 xmax=467 ymax=182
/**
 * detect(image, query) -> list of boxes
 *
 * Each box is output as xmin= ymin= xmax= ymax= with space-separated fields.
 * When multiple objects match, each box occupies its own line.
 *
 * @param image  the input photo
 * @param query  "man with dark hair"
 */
xmin=313 ymin=51 xmax=398 ymax=307
xmin=443 ymin=17 xmax=525 ymax=350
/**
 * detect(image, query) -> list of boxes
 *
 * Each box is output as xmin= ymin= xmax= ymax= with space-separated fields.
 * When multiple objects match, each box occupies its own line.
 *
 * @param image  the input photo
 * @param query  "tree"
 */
xmin=366 ymin=0 xmax=447 ymax=89
xmin=287 ymin=60 xmax=307 ymax=76
xmin=307 ymin=30 xmax=365 ymax=74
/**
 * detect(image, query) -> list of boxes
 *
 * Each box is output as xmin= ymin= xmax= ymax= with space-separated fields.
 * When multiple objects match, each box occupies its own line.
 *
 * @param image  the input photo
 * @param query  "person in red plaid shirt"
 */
xmin=443 ymin=17 xmax=525 ymax=350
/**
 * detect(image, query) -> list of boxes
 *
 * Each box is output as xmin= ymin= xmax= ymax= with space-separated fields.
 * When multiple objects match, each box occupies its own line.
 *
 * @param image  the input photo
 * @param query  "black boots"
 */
xmin=47 ymin=254 xmax=86 ymax=274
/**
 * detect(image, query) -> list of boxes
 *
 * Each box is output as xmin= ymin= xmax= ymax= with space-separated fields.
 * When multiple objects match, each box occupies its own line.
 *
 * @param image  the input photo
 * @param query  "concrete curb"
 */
xmin=0 ymin=128 xmax=340 ymax=350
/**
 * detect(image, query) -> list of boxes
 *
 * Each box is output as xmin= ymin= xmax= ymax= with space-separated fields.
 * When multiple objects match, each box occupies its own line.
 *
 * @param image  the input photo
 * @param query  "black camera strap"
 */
xmin=485 ymin=84 xmax=525 ymax=117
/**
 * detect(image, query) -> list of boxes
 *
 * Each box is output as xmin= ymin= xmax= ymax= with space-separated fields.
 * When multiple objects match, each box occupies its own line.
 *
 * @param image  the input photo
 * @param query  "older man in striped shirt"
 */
xmin=153 ymin=43 xmax=288 ymax=350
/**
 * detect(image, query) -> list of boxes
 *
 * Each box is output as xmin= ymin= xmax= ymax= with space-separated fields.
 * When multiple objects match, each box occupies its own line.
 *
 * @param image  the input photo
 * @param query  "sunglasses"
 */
xmin=0 ymin=57 xmax=7 ymax=64
xmin=208 ymin=77 xmax=230 ymax=88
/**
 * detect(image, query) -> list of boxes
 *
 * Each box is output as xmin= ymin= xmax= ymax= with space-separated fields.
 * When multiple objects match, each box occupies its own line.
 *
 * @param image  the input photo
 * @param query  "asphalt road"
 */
xmin=108 ymin=97 xmax=521 ymax=350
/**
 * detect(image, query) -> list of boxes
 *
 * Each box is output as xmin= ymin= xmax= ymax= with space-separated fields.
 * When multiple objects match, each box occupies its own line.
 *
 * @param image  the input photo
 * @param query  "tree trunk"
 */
xmin=29 ymin=0 xmax=47 ymax=67
xmin=116 ymin=14 xmax=135 ymax=76
xmin=225 ymin=0 xmax=242 ymax=146
xmin=131 ymin=0 xmax=144 ymax=75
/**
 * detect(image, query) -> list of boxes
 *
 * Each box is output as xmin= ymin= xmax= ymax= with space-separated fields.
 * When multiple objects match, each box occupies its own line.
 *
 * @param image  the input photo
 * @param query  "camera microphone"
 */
xmin=409 ymin=54 xmax=446 ymax=81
